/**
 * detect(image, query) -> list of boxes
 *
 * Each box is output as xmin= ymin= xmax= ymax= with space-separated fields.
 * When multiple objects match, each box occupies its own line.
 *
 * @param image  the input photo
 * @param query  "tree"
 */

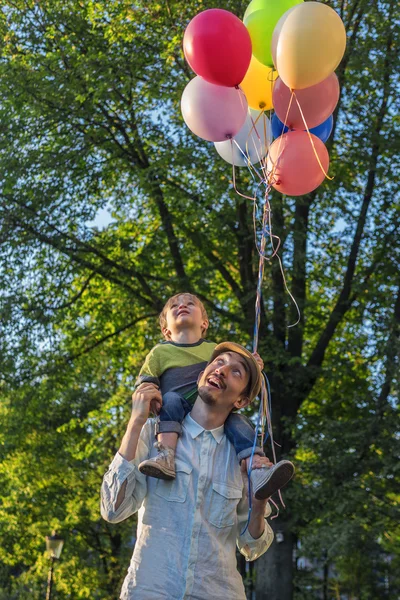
xmin=0 ymin=0 xmax=398 ymax=598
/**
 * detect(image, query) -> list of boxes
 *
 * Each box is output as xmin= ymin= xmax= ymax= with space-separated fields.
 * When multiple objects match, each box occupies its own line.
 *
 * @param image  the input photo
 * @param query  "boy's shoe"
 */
xmin=250 ymin=460 xmax=295 ymax=500
xmin=138 ymin=443 xmax=176 ymax=480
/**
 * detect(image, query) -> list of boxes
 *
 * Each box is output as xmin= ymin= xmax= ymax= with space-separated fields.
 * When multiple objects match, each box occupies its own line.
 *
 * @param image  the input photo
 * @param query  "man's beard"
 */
xmin=198 ymin=385 xmax=217 ymax=406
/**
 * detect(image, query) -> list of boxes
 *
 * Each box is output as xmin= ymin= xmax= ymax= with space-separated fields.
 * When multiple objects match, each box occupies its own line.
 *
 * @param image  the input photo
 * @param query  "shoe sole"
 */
xmin=138 ymin=463 xmax=176 ymax=481
xmin=254 ymin=462 xmax=294 ymax=500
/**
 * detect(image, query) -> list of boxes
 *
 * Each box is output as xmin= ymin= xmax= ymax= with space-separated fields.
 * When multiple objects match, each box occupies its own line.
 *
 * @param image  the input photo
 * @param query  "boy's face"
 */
xmin=197 ymin=351 xmax=251 ymax=412
xmin=163 ymin=294 xmax=208 ymax=339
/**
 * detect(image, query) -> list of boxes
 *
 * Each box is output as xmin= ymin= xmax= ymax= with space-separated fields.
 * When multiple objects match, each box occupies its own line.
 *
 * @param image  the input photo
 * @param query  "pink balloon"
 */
xmin=273 ymin=73 xmax=339 ymax=130
xmin=183 ymin=9 xmax=252 ymax=87
xmin=181 ymin=77 xmax=248 ymax=142
xmin=266 ymin=130 xmax=329 ymax=196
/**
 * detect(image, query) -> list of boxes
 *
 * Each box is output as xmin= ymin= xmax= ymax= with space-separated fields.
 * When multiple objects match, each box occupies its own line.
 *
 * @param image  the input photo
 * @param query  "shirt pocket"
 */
xmin=155 ymin=459 xmax=193 ymax=503
xmin=207 ymin=482 xmax=243 ymax=528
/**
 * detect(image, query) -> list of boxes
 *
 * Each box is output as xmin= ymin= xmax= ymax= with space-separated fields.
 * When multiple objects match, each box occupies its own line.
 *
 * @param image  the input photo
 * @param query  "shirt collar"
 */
xmin=184 ymin=413 xmax=225 ymax=444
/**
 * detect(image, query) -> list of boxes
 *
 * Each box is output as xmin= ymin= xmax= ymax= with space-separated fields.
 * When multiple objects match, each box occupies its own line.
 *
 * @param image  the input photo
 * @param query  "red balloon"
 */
xmin=273 ymin=73 xmax=340 ymax=130
xmin=183 ymin=9 xmax=252 ymax=87
xmin=267 ymin=131 xmax=329 ymax=196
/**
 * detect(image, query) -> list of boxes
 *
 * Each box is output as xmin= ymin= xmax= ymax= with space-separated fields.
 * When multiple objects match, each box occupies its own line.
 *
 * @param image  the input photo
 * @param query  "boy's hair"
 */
xmin=159 ymin=293 xmax=209 ymax=339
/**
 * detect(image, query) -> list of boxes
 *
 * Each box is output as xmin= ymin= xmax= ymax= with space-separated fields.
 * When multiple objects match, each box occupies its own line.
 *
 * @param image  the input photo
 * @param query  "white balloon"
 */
xmin=214 ymin=109 xmax=272 ymax=166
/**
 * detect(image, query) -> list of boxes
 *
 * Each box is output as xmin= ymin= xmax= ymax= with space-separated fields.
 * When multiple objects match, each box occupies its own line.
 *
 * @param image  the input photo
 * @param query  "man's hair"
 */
xmin=159 ymin=293 xmax=209 ymax=339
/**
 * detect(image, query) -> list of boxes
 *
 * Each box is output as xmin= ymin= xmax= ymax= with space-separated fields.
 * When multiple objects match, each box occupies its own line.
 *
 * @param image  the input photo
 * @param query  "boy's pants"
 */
xmin=155 ymin=391 xmax=265 ymax=461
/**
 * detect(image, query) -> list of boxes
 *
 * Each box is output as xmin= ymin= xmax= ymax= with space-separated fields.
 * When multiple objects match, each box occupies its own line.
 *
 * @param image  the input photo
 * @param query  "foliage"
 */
xmin=0 ymin=0 xmax=398 ymax=598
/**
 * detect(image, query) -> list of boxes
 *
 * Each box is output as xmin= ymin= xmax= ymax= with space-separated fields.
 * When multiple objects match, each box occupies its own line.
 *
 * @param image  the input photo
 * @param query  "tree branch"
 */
xmin=62 ymin=313 xmax=159 ymax=363
xmin=377 ymin=284 xmax=400 ymax=409
xmin=181 ymin=224 xmax=243 ymax=300
xmin=23 ymin=272 xmax=96 ymax=313
xmin=307 ymin=24 xmax=394 ymax=374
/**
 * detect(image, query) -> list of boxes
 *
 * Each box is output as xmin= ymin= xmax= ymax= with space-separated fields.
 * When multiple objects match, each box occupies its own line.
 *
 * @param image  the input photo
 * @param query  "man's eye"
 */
xmin=188 ymin=301 xmax=194 ymax=305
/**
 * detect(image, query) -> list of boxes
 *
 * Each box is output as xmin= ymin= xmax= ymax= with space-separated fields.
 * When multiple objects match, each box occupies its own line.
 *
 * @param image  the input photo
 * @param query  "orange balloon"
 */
xmin=266 ymin=131 xmax=329 ymax=196
xmin=272 ymin=2 xmax=346 ymax=90
xmin=241 ymin=55 xmax=278 ymax=110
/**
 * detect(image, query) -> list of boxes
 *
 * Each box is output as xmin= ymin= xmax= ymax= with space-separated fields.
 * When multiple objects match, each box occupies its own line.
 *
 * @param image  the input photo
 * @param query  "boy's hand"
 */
xmin=131 ymin=384 xmax=162 ymax=425
xmin=252 ymin=352 xmax=264 ymax=371
xmin=135 ymin=382 xmax=162 ymax=415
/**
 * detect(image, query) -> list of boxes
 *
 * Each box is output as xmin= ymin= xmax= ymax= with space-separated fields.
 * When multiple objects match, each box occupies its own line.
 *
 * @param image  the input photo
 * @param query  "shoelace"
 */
xmin=154 ymin=442 xmax=173 ymax=462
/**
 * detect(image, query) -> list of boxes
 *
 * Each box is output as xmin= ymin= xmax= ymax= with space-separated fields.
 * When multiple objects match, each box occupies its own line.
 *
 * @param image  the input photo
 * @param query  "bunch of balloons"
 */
xmin=181 ymin=1 xmax=346 ymax=197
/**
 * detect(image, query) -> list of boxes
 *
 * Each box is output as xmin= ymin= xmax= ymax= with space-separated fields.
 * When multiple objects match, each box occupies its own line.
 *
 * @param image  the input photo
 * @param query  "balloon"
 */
xmin=272 ymin=73 xmax=339 ymax=129
xmin=271 ymin=113 xmax=334 ymax=143
xmin=215 ymin=109 xmax=272 ymax=166
xmin=240 ymin=55 xmax=278 ymax=110
xmin=181 ymin=77 xmax=248 ymax=142
xmin=183 ymin=9 xmax=252 ymax=87
xmin=272 ymin=2 xmax=346 ymax=89
xmin=271 ymin=113 xmax=289 ymax=138
xmin=310 ymin=115 xmax=333 ymax=143
xmin=271 ymin=113 xmax=334 ymax=142
xmin=266 ymin=131 xmax=329 ymax=196
xmin=244 ymin=0 xmax=303 ymax=67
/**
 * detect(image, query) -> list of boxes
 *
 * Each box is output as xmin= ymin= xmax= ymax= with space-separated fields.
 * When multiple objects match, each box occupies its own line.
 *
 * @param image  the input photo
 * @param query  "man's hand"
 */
xmin=252 ymin=352 xmax=264 ymax=371
xmin=131 ymin=384 xmax=162 ymax=425
xmin=135 ymin=382 xmax=162 ymax=415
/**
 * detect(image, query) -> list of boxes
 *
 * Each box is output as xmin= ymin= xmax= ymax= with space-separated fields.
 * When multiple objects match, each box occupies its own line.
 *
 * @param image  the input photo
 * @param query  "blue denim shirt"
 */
xmin=101 ymin=414 xmax=274 ymax=600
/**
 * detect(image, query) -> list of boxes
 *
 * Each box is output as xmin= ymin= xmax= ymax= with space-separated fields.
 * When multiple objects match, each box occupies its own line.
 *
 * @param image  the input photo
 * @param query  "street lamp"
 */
xmin=45 ymin=531 xmax=64 ymax=600
xmin=275 ymin=530 xmax=284 ymax=544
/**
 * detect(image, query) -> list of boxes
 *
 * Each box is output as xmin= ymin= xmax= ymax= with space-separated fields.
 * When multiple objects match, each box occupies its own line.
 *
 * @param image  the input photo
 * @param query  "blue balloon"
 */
xmin=271 ymin=113 xmax=289 ymax=139
xmin=271 ymin=113 xmax=333 ymax=143
xmin=309 ymin=115 xmax=333 ymax=143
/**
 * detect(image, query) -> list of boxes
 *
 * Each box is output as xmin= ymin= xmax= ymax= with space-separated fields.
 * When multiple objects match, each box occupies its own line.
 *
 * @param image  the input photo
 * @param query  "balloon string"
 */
xmin=253 ymin=197 xmax=280 ymax=262
xmin=247 ymin=111 xmax=263 ymax=168
xmin=234 ymin=146 xmax=296 ymax=520
xmin=252 ymin=197 xmax=300 ymax=328
xmin=265 ymin=198 xmax=300 ymax=328
xmin=252 ymin=188 xmax=271 ymax=352
xmin=232 ymin=138 xmax=264 ymax=181
xmin=245 ymin=109 xmax=271 ymax=171
xmin=291 ymin=90 xmax=333 ymax=181
xmin=267 ymin=92 xmax=294 ymax=187
xmin=276 ymin=253 xmax=301 ymax=328
xmin=231 ymin=162 xmax=260 ymax=202
xmin=263 ymin=373 xmax=286 ymax=512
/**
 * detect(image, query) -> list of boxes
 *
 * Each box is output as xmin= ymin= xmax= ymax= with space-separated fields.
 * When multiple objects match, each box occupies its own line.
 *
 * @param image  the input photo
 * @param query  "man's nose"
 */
xmin=215 ymin=366 xmax=226 ymax=377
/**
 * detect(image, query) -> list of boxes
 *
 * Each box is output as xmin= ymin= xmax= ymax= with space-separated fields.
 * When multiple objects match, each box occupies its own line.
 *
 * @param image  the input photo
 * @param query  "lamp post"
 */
xmin=45 ymin=531 xmax=64 ymax=600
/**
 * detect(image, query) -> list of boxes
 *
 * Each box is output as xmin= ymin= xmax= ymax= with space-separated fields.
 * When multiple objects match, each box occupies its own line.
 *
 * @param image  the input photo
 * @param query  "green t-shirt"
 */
xmin=136 ymin=339 xmax=217 ymax=400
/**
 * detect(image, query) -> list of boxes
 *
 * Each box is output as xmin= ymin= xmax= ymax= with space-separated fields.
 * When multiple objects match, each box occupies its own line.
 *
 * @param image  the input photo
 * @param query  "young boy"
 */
xmin=136 ymin=293 xmax=294 ymax=499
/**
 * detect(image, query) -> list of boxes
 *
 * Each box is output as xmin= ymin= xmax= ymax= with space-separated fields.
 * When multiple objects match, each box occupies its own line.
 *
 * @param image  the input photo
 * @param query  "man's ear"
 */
xmin=197 ymin=370 xmax=205 ymax=385
xmin=234 ymin=395 xmax=251 ymax=410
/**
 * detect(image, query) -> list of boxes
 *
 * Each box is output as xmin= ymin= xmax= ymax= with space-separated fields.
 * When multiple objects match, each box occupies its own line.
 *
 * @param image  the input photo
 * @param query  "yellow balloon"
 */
xmin=240 ymin=55 xmax=278 ymax=110
xmin=272 ymin=2 xmax=346 ymax=90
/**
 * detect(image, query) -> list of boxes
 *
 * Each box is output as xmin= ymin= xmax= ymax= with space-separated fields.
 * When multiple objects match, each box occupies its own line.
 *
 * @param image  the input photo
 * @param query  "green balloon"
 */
xmin=244 ymin=0 xmax=304 ymax=68
xmin=244 ymin=0 xmax=303 ymax=21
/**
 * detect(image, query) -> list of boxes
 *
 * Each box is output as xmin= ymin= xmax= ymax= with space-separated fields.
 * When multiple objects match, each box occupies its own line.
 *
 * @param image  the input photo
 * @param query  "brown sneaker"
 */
xmin=250 ymin=460 xmax=295 ymax=500
xmin=138 ymin=443 xmax=176 ymax=480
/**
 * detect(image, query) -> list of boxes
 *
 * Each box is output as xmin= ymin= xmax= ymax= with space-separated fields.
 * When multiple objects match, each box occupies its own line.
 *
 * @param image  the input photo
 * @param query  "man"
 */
xmin=101 ymin=343 xmax=276 ymax=600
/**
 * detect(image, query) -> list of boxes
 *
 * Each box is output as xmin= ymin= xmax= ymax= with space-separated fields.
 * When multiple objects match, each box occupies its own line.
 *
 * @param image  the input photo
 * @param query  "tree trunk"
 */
xmin=255 ymin=517 xmax=294 ymax=600
xmin=323 ymin=560 xmax=329 ymax=600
